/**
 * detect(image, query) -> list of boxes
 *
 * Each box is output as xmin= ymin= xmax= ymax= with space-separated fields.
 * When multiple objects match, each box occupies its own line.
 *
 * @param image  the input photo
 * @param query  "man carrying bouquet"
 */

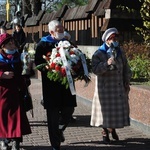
xmin=35 ymin=20 xmax=77 ymax=150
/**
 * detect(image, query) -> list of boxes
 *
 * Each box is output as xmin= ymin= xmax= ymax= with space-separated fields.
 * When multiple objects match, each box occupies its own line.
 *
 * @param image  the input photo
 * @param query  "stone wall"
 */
xmin=129 ymin=85 xmax=150 ymax=134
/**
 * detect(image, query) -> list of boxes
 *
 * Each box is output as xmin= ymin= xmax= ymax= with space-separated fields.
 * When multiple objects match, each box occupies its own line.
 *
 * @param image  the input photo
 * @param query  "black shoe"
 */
xmin=111 ymin=129 xmax=119 ymax=141
xmin=60 ymin=131 xmax=65 ymax=142
xmin=102 ymin=128 xmax=110 ymax=144
xmin=103 ymin=135 xmax=110 ymax=144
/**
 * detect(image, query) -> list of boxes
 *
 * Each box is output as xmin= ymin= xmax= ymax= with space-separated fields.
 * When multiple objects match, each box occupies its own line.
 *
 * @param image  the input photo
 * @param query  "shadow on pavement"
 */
xmin=68 ymin=138 xmax=150 ymax=150
xmin=28 ymin=115 xmax=91 ymax=127
xmin=21 ymin=138 xmax=150 ymax=150
xmin=68 ymin=115 xmax=91 ymax=127
xmin=29 ymin=121 xmax=48 ymax=126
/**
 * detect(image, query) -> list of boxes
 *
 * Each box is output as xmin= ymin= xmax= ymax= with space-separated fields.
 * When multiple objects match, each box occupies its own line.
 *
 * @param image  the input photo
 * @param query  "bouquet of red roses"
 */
xmin=36 ymin=40 xmax=91 ymax=95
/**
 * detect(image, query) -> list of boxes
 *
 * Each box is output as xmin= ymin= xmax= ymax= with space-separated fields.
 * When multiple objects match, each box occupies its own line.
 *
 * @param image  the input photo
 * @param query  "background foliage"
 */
xmin=120 ymin=0 xmax=150 ymax=84
xmin=136 ymin=0 xmax=150 ymax=46
xmin=122 ymin=41 xmax=150 ymax=83
xmin=2 ymin=0 xmax=149 ymax=84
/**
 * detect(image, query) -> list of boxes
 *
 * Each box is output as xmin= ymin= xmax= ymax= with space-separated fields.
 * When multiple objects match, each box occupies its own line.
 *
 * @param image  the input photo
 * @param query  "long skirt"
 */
xmin=90 ymin=76 xmax=103 ymax=127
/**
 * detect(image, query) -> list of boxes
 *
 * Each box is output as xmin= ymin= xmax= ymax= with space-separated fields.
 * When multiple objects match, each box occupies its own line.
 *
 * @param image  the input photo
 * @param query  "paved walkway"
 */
xmin=20 ymin=78 xmax=150 ymax=150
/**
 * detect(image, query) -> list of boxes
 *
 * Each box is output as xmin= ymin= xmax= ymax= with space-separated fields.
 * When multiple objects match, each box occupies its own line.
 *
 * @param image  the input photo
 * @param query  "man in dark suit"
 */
xmin=35 ymin=20 xmax=77 ymax=150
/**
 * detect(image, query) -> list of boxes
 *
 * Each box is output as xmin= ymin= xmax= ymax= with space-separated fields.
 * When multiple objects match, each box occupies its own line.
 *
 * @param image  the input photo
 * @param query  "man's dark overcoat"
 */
xmin=35 ymin=39 xmax=77 ymax=109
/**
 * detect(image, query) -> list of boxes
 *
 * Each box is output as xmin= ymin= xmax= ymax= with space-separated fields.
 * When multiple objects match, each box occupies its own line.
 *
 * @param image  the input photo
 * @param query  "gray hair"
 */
xmin=48 ymin=20 xmax=62 ymax=32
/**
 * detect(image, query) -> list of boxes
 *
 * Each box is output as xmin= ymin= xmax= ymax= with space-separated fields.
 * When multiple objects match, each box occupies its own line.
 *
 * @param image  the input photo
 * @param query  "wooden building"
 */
xmin=6 ymin=0 xmax=143 ymax=46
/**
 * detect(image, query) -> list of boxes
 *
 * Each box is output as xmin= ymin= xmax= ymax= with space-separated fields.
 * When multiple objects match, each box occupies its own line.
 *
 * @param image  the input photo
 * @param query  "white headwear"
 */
xmin=64 ymin=31 xmax=71 ymax=40
xmin=102 ymin=27 xmax=118 ymax=42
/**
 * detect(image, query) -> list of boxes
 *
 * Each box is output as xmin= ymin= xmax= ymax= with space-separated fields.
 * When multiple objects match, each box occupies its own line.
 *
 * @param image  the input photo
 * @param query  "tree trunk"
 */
xmin=22 ymin=0 xmax=32 ymax=16
xmin=30 ymin=0 xmax=42 ymax=16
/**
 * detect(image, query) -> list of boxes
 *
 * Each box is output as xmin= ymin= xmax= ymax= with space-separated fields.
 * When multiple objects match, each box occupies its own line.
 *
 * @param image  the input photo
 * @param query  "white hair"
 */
xmin=48 ymin=20 xmax=62 ymax=32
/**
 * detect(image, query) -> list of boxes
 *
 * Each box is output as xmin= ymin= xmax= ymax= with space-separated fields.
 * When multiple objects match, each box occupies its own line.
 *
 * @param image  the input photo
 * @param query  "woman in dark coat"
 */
xmin=12 ymin=24 xmax=26 ymax=53
xmin=35 ymin=20 xmax=77 ymax=150
xmin=0 ymin=33 xmax=31 ymax=150
xmin=91 ymin=28 xmax=132 ymax=144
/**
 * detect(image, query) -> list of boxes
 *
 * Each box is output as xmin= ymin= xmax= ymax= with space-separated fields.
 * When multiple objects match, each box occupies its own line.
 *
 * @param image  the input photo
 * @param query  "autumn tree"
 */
xmin=50 ymin=0 xmax=89 ymax=11
xmin=22 ymin=0 xmax=42 ymax=16
xmin=137 ymin=0 xmax=150 ymax=46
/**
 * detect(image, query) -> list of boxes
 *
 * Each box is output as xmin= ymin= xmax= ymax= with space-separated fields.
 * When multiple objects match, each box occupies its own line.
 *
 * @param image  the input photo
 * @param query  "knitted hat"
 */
xmin=102 ymin=27 xmax=118 ymax=42
xmin=0 ymin=33 xmax=13 ymax=47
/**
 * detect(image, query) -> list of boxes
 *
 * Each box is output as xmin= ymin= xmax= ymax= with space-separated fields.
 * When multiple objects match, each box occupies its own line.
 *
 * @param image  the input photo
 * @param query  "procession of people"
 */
xmin=0 ymin=20 xmax=132 ymax=150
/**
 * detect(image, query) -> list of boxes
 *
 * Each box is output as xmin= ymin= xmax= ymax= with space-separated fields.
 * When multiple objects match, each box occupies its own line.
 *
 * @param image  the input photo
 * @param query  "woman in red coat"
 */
xmin=0 ymin=33 xmax=31 ymax=150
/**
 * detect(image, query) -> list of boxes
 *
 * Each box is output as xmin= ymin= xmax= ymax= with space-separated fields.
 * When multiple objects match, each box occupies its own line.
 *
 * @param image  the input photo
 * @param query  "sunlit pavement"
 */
xmin=20 ymin=78 xmax=150 ymax=150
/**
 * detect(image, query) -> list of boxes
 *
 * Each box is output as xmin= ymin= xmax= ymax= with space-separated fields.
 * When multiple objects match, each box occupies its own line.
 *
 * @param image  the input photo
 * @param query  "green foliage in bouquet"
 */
xmin=35 ymin=63 xmax=48 ymax=71
xmin=47 ymin=71 xmax=69 ymax=89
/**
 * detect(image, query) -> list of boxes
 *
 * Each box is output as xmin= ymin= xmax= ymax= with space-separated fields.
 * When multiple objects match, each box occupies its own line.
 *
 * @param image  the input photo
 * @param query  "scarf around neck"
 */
xmin=98 ymin=43 xmax=121 ymax=57
xmin=41 ymin=35 xmax=66 ymax=43
xmin=0 ymin=53 xmax=20 ymax=68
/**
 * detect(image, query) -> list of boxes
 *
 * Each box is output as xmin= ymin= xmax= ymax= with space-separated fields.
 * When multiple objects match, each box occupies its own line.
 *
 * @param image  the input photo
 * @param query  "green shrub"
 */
xmin=121 ymin=41 xmax=150 ymax=82
xmin=128 ymin=54 xmax=150 ymax=80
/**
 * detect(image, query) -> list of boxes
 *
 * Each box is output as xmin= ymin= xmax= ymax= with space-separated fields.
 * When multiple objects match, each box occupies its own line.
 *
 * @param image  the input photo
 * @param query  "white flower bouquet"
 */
xmin=36 ymin=40 xmax=91 ymax=95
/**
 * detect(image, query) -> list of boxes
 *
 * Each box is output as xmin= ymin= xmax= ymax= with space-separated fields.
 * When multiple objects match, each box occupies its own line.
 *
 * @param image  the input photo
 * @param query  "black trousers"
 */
xmin=46 ymin=107 xmax=74 ymax=149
